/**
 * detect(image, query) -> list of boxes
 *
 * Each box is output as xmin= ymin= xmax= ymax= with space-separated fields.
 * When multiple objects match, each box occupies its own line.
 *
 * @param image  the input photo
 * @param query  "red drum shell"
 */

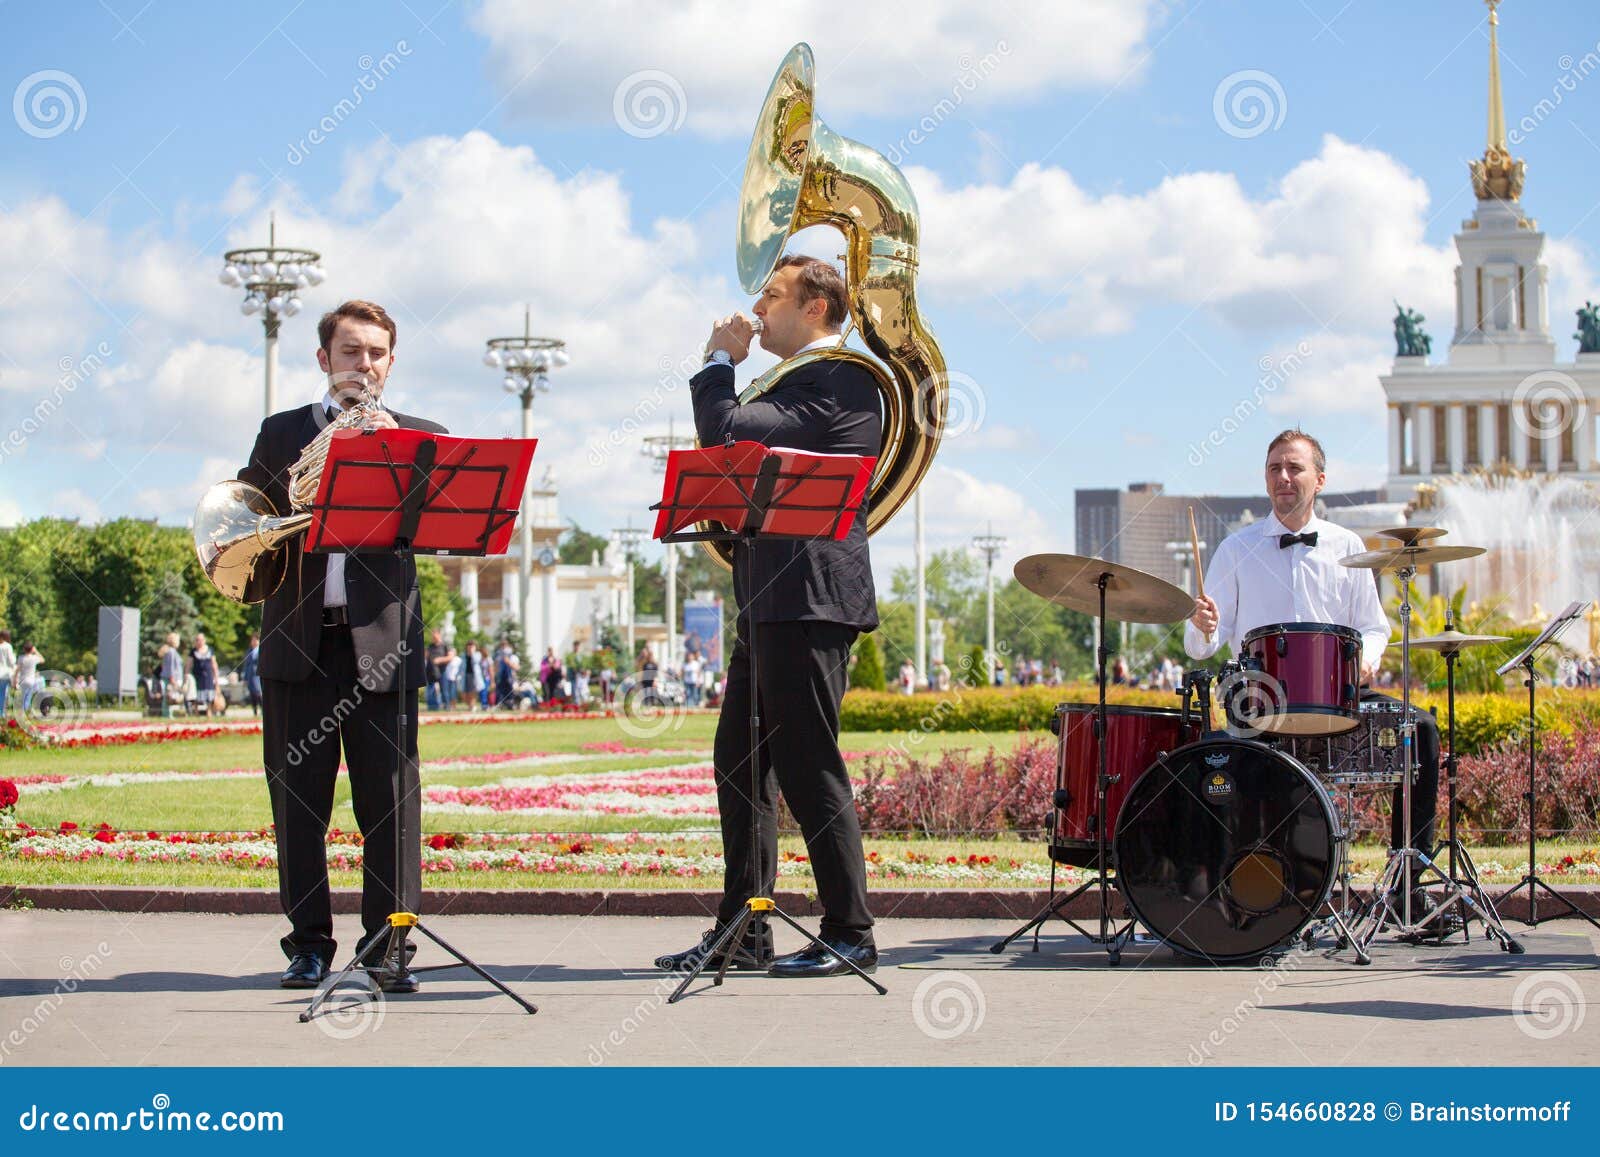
xmin=1051 ymin=703 xmax=1200 ymax=867
xmin=1237 ymin=622 xmax=1361 ymax=737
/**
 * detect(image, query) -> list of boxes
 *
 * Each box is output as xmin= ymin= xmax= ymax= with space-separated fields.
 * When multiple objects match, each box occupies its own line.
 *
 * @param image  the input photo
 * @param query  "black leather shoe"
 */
xmin=280 ymin=952 xmax=328 ymax=989
xmin=767 ymin=939 xmax=878 ymax=978
xmin=375 ymin=964 xmax=420 ymax=994
xmin=655 ymin=924 xmax=774 ymax=973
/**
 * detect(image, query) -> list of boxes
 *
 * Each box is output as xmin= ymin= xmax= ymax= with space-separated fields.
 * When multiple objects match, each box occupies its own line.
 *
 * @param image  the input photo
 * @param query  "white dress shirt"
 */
xmin=317 ymin=389 xmax=387 ymax=608
xmin=1183 ymin=511 xmax=1391 ymax=672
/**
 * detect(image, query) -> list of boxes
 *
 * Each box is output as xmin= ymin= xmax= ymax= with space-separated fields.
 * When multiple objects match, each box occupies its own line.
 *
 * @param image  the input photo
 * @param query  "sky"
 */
xmin=4 ymin=0 xmax=1600 ymax=589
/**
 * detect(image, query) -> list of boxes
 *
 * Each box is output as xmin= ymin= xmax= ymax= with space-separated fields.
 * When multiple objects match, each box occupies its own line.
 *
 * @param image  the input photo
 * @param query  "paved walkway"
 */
xmin=1 ymin=911 xmax=1595 ymax=1066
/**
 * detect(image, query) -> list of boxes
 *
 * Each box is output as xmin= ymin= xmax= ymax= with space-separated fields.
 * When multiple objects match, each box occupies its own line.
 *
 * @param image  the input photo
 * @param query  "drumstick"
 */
xmin=1188 ymin=506 xmax=1212 ymax=643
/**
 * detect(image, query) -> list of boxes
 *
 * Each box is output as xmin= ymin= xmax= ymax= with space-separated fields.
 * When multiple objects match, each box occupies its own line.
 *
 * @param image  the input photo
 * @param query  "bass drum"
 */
xmin=1113 ymin=738 xmax=1339 ymax=963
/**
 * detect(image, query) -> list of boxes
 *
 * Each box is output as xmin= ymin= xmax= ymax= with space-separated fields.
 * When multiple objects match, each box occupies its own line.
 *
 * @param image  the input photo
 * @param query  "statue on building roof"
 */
xmin=1393 ymin=302 xmax=1432 ymax=358
xmin=1575 ymin=302 xmax=1600 ymax=354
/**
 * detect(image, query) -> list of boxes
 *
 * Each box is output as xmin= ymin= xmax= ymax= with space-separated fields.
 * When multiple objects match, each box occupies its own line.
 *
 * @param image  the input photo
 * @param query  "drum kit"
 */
xmin=991 ymin=527 xmax=1526 ymax=966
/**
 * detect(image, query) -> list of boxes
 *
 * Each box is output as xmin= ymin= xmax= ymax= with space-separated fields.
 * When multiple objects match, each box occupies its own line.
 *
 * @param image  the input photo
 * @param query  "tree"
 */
xmin=416 ymin=556 xmax=471 ymax=643
xmin=140 ymin=570 xmax=199 ymax=675
xmin=964 ymin=642 xmax=988 ymax=687
xmin=559 ymin=520 xmax=610 ymax=565
xmin=849 ymin=631 xmax=886 ymax=690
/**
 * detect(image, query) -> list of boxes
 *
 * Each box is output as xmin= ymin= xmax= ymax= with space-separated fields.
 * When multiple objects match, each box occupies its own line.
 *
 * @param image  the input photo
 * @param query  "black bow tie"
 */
xmin=1279 ymin=531 xmax=1318 ymax=549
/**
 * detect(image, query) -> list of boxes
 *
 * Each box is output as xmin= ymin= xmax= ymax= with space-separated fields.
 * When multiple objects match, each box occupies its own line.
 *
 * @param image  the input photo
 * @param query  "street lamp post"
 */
xmin=613 ymin=523 xmax=645 ymax=662
xmin=972 ymin=523 xmax=1006 ymax=686
xmin=642 ymin=418 xmax=696 ymax=668
xmin=483 ymin=308 xmax=568 ymax=656
xmin=915 ymin=491 xmax=926 ymax=690
xmin=219 ymin=212 xmax=325 ymax=419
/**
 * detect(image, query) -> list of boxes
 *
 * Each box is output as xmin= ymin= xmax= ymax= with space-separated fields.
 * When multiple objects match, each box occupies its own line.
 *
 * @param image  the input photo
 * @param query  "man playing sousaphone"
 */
xmin=654 ymin=255 xmax=882 ymax=978
xmin=1185 ymin=429 xmax=1445 ymax=930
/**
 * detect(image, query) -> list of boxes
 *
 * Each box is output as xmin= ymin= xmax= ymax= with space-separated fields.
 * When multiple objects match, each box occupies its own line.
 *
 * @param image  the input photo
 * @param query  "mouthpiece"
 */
xmin=748 ymin=318 xmax=763 ymax=334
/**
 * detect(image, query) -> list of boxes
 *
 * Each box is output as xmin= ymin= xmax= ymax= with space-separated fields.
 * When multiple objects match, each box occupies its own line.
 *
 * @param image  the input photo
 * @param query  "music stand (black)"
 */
xmin=648 ymin=441 xmax=886 ymax=1003
xmin=1494 ymin=600 xmax=1600 ymax=930
xmin=298 ymin=428 xmax=539 ymax=1022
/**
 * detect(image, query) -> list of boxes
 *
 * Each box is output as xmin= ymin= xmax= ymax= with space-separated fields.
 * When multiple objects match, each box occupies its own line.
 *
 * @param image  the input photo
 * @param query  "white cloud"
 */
xmin=471 ymin=0 xmax=1163 ymax=137
xmin=909 ymin=136 xmax=1458 ymax=340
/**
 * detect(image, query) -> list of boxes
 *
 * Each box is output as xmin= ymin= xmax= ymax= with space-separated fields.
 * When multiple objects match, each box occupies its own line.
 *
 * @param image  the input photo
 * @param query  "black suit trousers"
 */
xmin=713 ymin=619 xmax=873 ymax=945
xmin=262 ymin=624 xmax=421 ymax=962
xmin=1360 ymin=689 xmax=1439 ymax=854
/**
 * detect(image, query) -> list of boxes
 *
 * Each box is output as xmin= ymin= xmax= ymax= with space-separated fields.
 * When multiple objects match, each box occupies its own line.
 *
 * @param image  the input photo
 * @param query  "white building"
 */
xmin=1381 ymin=3 xmax=1600 ymax=500
xmin=434 ymin=466 xmax=644 ymax=657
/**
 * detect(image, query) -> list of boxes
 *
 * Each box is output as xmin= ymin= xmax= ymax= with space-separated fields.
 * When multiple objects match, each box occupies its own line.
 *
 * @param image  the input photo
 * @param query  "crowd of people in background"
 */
xmin=416 ymin=629 xmax=724 ymax=713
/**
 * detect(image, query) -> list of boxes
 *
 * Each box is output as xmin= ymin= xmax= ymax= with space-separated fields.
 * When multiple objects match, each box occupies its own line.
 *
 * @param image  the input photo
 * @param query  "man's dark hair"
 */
xmin=317 ymin=299 xmax=398 ymax=353
xmin=776 ymin=254 xmax=849 ymax=330
xmin=1267 ymin=428 xmax=1326 ymax=473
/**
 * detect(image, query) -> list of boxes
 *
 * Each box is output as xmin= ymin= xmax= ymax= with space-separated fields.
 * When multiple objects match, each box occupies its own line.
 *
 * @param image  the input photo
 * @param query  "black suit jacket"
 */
xmin=237 ymin=403 xmax=448 ymax=692
xmin=690 ymin=356 xmax=880 ymax=631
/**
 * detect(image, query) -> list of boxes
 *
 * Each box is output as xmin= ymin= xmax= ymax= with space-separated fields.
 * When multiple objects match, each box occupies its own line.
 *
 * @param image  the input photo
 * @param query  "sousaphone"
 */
xmin=702 ymin=42 xmax=947 ymax=568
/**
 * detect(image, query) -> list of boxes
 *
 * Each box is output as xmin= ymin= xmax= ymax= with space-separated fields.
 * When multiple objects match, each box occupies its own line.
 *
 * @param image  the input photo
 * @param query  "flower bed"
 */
xmin=0 ymin=826 xmax=1058 ymax=884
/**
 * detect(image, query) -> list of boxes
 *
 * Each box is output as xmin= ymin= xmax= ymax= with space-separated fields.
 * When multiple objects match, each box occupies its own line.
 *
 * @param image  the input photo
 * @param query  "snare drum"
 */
xmin=1233 ymin=622 xmax=1361 ymax=737
xmin=1049 ymin=703 xmax=1201 ymax=868
xmin=1289 ymin=699 xmax=1418 ymax=785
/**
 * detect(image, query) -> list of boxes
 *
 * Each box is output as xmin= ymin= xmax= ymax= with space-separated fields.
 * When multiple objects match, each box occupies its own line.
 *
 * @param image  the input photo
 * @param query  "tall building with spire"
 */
xmin=1381 ymin=0 xmax=1597 ymax=500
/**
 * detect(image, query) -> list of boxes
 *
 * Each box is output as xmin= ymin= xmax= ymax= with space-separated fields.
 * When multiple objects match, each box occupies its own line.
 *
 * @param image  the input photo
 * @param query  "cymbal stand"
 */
xmin=989 ymin=572 xmax=1138 ymax=964
xmin=1353 ymin=568 xmax=1521 ymax=953
xmin=1427 ymin=608 xmax=1520 ymax=946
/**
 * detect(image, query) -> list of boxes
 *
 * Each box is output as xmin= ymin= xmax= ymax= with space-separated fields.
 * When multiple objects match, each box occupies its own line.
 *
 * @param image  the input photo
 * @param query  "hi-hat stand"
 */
xmin=1351 ymin=566 xmax=1521 ymax=954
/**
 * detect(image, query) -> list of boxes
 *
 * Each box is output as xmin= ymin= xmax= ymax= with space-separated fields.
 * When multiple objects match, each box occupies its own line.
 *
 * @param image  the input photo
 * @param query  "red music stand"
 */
xmin=298 ymin=426 xmax=539 ymax=1022
xmin=650 ymin=439 xmax=885 ymax=1002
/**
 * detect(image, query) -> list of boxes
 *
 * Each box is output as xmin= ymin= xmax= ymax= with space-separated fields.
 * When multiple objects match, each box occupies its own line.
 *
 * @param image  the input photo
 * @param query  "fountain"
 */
xmin=1422 ymin=472 xmax=1599 ymax=622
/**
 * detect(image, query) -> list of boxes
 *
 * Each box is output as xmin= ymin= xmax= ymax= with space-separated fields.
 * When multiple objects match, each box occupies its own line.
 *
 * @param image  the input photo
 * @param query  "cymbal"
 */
xmin=1377 ymin=526 xmax=1447 ymax=546
xmin=1408 ymin=627 xmax=1511 ymax=653
xmin=1014 ymin=553 xmax=1194 ymax=624
xmin=1340 ymin=544 xmax=1486 ymax=572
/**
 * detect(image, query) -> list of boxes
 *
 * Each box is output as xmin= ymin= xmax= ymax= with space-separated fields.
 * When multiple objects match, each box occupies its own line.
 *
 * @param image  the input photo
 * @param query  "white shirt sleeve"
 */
xmin=1349 ymin=560 xmax=1391 ymax=673
xmin=1184 ymin=538 xmax=1237 ymax=661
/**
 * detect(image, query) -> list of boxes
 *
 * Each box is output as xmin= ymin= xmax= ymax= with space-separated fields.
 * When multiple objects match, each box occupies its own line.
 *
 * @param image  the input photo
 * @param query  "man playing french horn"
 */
xmin=236 ymin=299 xmax=446 ymax=992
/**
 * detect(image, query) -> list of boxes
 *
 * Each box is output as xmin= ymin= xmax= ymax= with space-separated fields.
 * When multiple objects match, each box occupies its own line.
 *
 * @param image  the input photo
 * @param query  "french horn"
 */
xmin=701 ymin=42 xmax=947 ymax=568
xmin=193 ymin=394 xmax=383 ymax=603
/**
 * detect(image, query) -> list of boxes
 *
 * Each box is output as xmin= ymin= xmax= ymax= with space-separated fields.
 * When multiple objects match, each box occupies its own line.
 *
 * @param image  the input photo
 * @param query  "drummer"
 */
xmin=1184 ymin=430 xmax=1440 ymax=882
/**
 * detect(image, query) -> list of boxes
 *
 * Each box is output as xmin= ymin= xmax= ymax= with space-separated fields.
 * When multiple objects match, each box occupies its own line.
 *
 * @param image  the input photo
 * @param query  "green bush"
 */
xmin=849 ymin=632 xmax=885 ymax=692
xmin=840 ymin=683 xmax=1600 ymax=754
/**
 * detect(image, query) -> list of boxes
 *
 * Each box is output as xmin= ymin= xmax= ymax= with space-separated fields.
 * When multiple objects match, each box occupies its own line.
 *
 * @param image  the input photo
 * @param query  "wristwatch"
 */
xmin=704 ymin=348 xmax=733 ymax=367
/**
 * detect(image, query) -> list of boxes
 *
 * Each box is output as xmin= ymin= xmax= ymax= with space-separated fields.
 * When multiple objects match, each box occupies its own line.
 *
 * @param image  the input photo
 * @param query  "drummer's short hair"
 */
xmin=1267 ymin=428 xmax=1325 ymax=472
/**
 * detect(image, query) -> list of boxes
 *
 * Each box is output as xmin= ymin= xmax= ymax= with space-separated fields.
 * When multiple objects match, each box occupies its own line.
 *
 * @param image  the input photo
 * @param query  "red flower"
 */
xmin=0 ymin=779 xmax=18 ymax=808
xmin=93 ymin=824 xmax=116 ymax=843
xmin=58 ymin=821 xmax=79 ymax=833
xmin=427 ymin=833 xmax=454 ymax=851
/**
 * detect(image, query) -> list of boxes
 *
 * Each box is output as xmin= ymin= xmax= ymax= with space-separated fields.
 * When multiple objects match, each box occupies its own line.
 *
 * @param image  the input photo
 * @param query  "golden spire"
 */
xmin=1470 ymin=0 xmax=1525 ymax=200
xmin=1485 ymin=0 xmax=1505 ymax=152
